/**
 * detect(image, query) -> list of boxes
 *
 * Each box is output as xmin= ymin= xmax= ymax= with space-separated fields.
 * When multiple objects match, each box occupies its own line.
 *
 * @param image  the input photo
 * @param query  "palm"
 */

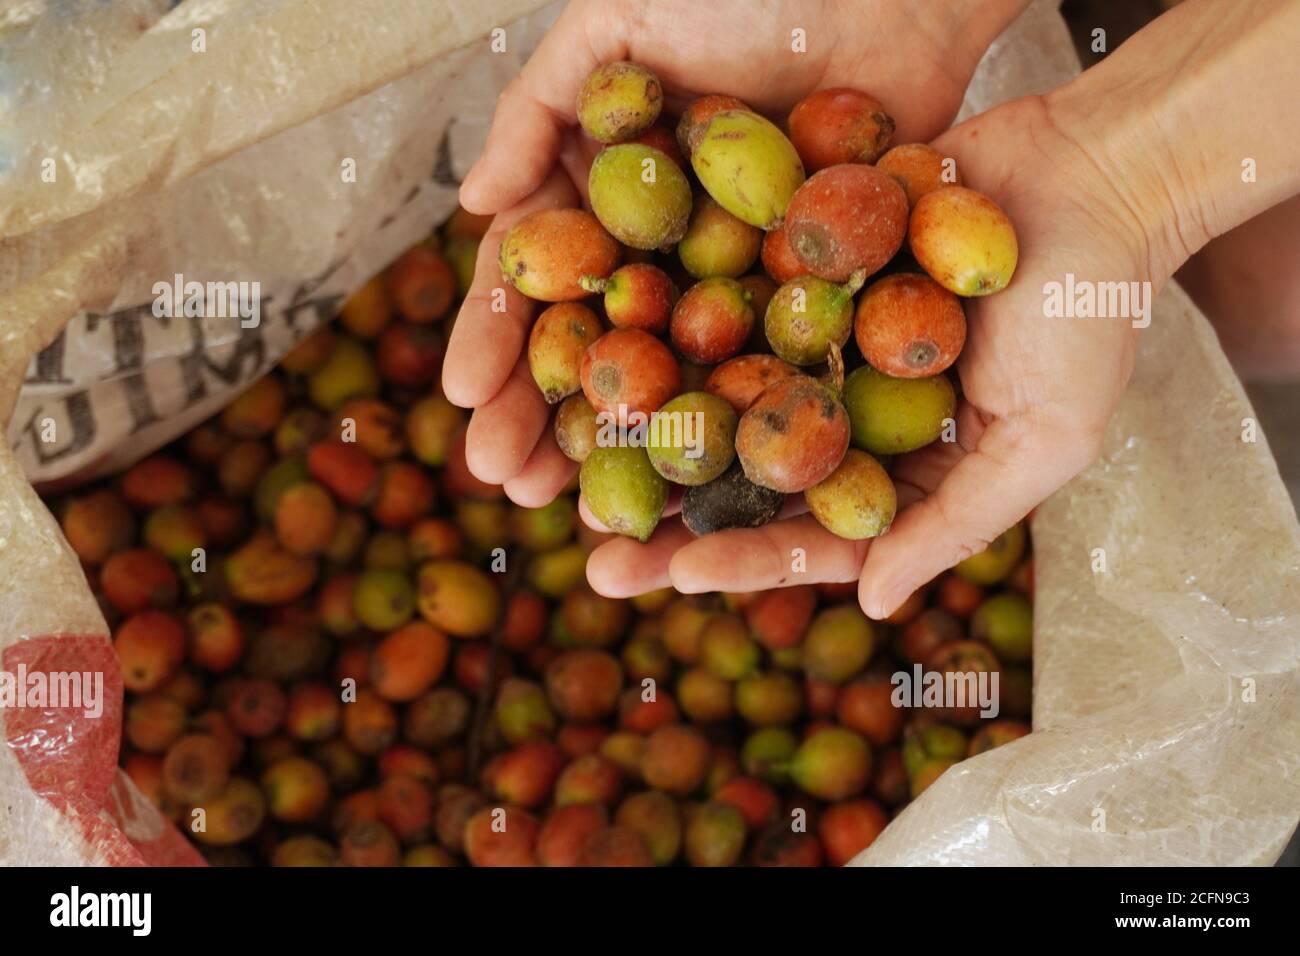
xmin=945 ymin=98 xmax=1140 ymax=448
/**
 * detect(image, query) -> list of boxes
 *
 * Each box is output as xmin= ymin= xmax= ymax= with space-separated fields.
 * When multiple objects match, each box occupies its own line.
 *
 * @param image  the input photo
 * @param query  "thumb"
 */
xmin=857 ymin=410 xmax=1102 ymax=619
xmin=460 ymin=0 xmax=629 ymax=214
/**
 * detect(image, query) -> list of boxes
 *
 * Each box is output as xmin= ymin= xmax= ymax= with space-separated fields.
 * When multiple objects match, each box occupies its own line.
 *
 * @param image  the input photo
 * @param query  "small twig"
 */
xmin=467 ymin=548 xmax=525 ymax=781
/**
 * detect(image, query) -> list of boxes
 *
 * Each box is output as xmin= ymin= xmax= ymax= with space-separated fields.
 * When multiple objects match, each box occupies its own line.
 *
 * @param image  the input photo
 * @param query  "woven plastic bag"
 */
xmin=0 ymin=0 xmax=551 ymax=866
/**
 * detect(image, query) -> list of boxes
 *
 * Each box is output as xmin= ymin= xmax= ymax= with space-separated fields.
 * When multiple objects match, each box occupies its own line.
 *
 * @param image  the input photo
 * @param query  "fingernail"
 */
xmin=861 ymin=580 xmax=900 ymax=620
xmin=458 ymin=166 xmax=482 ymax=205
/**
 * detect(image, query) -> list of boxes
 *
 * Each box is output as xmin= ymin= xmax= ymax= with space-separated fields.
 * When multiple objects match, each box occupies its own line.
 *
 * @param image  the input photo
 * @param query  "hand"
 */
xmin=589 ymin=91 xmax=1175 ymax=616
xmin=633 ymin=0 xmax=1300 ymax=616
xmin=442 ymin=0 xmax=1031 ymax=506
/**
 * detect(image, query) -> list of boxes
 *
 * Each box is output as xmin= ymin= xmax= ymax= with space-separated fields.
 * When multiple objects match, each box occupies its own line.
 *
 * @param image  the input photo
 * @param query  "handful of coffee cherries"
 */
xmin=502 ymin=62 xmax=1019 ymax=544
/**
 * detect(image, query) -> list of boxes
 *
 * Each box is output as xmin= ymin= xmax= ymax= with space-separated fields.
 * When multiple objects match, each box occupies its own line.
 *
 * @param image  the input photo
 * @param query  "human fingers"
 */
xmin=441 ymin=167 xmax=581 ymax=409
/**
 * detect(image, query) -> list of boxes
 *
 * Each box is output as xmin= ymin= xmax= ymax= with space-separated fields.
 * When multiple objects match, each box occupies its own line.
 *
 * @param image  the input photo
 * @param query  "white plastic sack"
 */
xmin=0 ymin=0 xmax=555 ymax=866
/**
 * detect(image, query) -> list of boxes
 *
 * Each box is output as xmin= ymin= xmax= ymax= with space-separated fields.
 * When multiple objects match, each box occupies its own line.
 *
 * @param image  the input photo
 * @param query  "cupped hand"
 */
xmin=588 ymin=93 xmax=1160 ymax=615
xmin=442 ymin=0 xmax=1027 ymax=506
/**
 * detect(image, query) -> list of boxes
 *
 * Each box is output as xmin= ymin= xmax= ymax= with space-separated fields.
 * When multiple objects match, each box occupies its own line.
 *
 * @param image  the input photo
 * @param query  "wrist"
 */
xmin=1043 ymin=0 xmax=1300 ymax=286
xmin=1041 ymin=79 xmax=1204 ymax=290
xmin=914 ymin=0 xmax=1033 ymax=76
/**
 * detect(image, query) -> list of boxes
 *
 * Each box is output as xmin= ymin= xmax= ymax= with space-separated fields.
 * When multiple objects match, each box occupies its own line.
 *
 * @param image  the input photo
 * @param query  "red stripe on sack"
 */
xmin=2 ymin=634 xmax=203 ymax=865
